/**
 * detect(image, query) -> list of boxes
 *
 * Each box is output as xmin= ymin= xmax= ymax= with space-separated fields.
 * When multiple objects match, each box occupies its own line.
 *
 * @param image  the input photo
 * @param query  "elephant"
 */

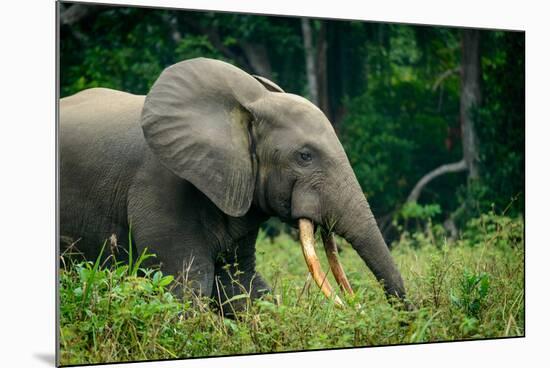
xmin=59 ymin=57 xmax=406 ymax=313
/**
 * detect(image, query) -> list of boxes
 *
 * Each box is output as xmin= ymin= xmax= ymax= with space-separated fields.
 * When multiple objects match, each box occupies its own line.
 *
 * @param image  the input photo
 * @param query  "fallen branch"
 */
xmin=406 ymin=159 xmax=467 ymax=203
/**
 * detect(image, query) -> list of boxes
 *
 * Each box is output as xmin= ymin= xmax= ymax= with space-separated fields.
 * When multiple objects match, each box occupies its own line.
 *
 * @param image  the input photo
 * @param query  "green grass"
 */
xmin=59 ymin=211 xmax=524 ymax=366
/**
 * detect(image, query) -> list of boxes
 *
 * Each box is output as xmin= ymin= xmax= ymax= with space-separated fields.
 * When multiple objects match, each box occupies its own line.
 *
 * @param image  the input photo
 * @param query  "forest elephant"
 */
xmin=60 ymin=57 xmax=407 ymax=313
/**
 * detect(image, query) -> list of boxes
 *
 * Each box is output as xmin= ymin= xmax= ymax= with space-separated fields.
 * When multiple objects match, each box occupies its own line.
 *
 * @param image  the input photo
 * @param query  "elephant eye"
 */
xmin=300 ymin=152 xmax=312 ymax=162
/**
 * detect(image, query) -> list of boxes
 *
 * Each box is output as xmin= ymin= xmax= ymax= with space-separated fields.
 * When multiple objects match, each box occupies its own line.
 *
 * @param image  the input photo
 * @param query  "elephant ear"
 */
xmin=141 ymin=58 xmax=267 ymax=217
xmin=252 ymin=75 xmax=285 ymax=93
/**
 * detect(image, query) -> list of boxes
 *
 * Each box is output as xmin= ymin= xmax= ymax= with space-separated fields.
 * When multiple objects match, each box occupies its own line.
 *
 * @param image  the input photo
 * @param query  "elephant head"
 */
xmin=141 ymin=58 xmax=406 ymax=305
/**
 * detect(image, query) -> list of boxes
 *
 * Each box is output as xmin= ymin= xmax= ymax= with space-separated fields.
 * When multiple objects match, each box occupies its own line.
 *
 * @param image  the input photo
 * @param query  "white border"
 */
xmin=2 ymin=0 xmax=548 ymax=367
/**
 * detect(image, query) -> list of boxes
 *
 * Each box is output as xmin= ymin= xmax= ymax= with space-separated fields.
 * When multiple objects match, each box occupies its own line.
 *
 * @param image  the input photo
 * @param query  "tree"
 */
xmin=301 ymin=18 xmax=319 ymax=106
xmin=406 ymin=29 xmax=481 ymax=203
xmin=300 ymin=19 xmax=332 ymax=122
xmin=460 ymin=29 xmax=481 ymax=179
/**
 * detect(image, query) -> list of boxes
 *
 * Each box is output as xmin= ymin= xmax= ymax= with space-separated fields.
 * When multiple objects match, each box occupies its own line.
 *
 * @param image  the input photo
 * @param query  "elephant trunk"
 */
xmin=334 ymin=198 xmax=406 ymax=299
xmin=296 ymin=162 xmax=406 ymax=304
xmin=327 ymin=169 xmax=406 ymax=300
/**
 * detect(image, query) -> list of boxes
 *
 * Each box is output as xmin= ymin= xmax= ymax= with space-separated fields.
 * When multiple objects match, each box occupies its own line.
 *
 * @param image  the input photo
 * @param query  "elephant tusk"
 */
xmin=298 ymin=218 xmax=344 ymax=307
xmin=322 ymin=232 xmax=354 ymax=295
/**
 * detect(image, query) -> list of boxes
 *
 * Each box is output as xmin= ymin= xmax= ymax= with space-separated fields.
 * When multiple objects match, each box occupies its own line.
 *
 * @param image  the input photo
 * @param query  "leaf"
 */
xmin=223 ymin=319 xmax=239 ymax=333
xmin=73 ymin=287 xmax=82 ymax=297
xmin=131 ymin=247 xmax=156 ymax=276
xmin=220 ymin=293 xmax=250 ymax=306
xmin=152 ymin=271 xmax=162 ymax=285
xmin=450 ymin=292 xmax=461 ymax=308
xmin=81 ymin=240 xmax=107 ymax=309
xmin=158 ymin=275 xmax=174 ymax=287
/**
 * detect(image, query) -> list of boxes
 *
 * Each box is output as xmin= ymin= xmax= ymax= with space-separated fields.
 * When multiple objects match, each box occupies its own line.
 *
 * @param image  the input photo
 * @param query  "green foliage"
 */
xmin=474 ymin=31 xmax=525 ymax=216
xmin=80 ymin=240 xmax=107 ymax=308
xmin=60 ymin=8 xmax=173 ymax=96
xmin=126 ymin=225 xmax=156 ymax=277
xmin=60 ymin=212 xmax=524 ymax=365
xmin=450 ymin=270 xmax=490 ymax=319
xmin=340 ymin=26 xmax=464 ymax=216
xmin=340 ymin=93 xmax=416 ymax=214
xmin=399 ymin=202 xmax=441 ymax=221
xmin=60 ymin=7 xmax=304 ymax=97
xmin=61 ymin=7 xmax=523 ymax=221
xmin=175 ymin=35 xmax=225 ymax=61
xmin=461 ymin=210 xmax=524 ymax=249
xmin=392 ymin=202 xmax=443 ymax=241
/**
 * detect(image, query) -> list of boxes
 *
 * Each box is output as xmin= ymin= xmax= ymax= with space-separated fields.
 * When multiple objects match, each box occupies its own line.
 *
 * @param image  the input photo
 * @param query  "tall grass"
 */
xmin=59 ymin=211 xmax=524 ymax=366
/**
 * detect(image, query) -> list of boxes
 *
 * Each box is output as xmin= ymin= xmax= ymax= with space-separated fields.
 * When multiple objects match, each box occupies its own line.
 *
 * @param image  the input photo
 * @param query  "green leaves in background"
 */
xmin=60 ymin=5 xmax=524 ymax=226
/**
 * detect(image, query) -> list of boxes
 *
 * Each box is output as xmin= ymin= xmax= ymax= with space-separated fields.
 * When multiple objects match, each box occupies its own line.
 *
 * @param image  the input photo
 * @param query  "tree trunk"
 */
xmin=162 ymin=13 xmax=182 ymax=44
xmin=316 ymin=21 xmax=330 ymax=119
xmin=406 ymin=29 xmax=482 ymax=203
xmin=460 ymin=29 xmax=482 ymax=180
xmin=301 ymin=18 xmax=319 ymax=106
xmin=330 ymin=22 xmax=346 ymax=131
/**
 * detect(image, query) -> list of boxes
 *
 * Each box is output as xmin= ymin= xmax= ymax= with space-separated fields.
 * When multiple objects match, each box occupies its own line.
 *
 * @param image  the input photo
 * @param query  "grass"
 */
xmin=59 ymin=211 xmax=524 ymax=366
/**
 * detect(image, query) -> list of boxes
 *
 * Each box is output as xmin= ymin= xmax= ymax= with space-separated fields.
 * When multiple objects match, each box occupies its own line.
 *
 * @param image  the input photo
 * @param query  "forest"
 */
xmin=60 ymin=3 xmax=524 ymax=233
xmin=58 ymin=2 xmax=525 ymax=365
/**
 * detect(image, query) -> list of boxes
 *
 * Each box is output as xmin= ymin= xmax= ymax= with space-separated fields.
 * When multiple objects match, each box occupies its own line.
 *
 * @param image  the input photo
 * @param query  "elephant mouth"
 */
xmin=298 ymin=218 xmax=354 ymax=307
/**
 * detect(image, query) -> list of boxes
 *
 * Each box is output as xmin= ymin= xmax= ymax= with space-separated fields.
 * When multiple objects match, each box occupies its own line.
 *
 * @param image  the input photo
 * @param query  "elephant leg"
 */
xmin=213 ymin=265 xmax=270 ymax=316
xmin=128 ymin=181 xmax=218 ymax=299
xmin=174 ymin=252 xmax=216 ymax=299
xmin=211 ymin=230 xmax=271 ymax=316
xmin=146 ymin=243 xmax=215 ymax=299
xmin=129 ymin=223 xmax=216 ymax=299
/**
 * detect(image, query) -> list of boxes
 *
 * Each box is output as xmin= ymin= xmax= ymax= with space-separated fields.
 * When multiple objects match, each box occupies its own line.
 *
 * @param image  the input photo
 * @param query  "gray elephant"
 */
xmin=60 ymin=57 xmax=406 ymax=312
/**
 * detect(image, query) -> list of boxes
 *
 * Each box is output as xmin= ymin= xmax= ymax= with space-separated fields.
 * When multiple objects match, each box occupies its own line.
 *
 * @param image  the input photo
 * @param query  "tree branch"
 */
xmin=406 ymin=159 xmax=467 ymax=203
xmin=432 ymin=66 xmax=461 ymax=92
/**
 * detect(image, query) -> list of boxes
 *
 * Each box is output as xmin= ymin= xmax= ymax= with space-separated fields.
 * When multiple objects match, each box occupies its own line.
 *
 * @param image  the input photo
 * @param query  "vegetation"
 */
xmin=59 ymin=209 xmax=524 ymax=365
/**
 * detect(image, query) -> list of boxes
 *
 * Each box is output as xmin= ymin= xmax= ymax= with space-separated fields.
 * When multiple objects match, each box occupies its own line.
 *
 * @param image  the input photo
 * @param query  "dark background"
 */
xmin=59 ymin=2 xmax=525 ymax=240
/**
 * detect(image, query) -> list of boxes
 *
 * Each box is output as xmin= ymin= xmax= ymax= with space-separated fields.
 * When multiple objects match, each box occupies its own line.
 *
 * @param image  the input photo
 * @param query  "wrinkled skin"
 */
xmin=60 ymin=58 xmax=406 ymax=314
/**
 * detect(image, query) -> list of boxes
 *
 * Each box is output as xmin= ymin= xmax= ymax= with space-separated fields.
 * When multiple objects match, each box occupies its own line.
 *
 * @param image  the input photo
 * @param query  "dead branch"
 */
xmin=406 ymin=159 xmax=467 ymax=203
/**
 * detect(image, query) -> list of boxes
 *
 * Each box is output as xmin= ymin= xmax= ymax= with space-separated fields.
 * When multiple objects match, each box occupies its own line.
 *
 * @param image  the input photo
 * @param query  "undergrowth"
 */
xmin=59 ymin=210 xmax=524 ymax=366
